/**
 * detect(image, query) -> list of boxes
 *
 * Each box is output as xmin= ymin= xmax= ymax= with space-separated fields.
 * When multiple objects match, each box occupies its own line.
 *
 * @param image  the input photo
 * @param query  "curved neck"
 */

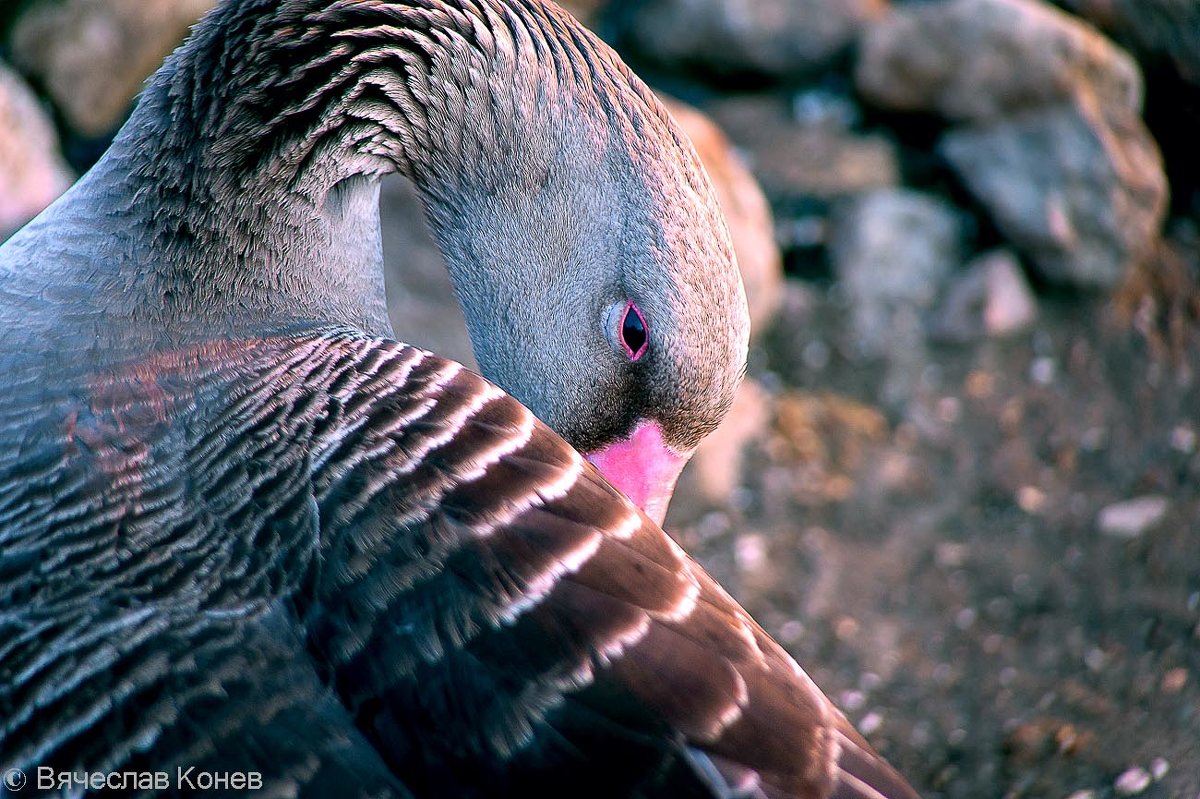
xmin=73 ymin=0 xmax=668 ymax=341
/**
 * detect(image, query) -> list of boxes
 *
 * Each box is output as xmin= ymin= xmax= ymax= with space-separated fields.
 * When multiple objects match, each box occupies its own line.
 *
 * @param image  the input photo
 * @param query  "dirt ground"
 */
xmin=665 ymin=261 xmax=1200 ymax=798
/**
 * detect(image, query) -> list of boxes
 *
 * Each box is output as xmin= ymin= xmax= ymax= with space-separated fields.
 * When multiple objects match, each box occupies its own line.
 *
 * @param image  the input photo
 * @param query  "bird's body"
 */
xmin=0 ymin=1 xmax=921 ymax=797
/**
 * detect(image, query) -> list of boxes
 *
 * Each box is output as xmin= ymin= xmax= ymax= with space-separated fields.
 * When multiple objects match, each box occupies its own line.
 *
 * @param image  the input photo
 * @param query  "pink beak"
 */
xmin=584 ymin=420 xmax=689 ymax=527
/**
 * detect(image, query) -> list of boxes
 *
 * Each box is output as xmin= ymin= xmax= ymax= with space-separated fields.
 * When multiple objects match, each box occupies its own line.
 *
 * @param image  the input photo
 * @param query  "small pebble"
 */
xmin=1161 ymin=668 xmax=1188 ymax=694
xmin=1170 ymin=424 xmax=1196 ymax=453
xmin=1030 ymin=356 xmax=1056 ymax=385
xmin=758 ymin=370 xmax=784 ymax=393
xmin=936 ymin=542 xmax=970 ymax=568
xmin=981 ymin=250 xmax=1037 ymax=336
xmin=1114 ymin=766 xmax=1152 ymax=796
xmin=840 ymin=689 xmax=866 ymax=711
xmin=802 ymin=339 xmax=830 ymax=371
xmin=1080 ymin=426 xmax=1107 ymax=451
xmin=696 ymin=512 xmax=732 ymax=541
xmin=858 ymin=710 xmax=883 ymax=736
xmin=1065 ymin=791 xmax=1095 ymax=799
xmin=932 ymin=663 xmax=954 ymax=685
xmin=777 ymin=217 xmax=825 ymax=249
xmin=734 ymin=534 xmax=768 ymax=573
xmin=920 ymin=364 xmax=944 ymax=392
xmin=778 ymin=620 xmax=805 ymax=643
xmin=937 ymin=396 xmax=961 ymax=424
xmin=729 ymin=487 xmax=754 ymax=511
xmin=909 ymin=721 xmax=932 ymax=748
xmin=1017 ymin=485 xmax=1047 ymax=514
xmin=986 ymin=597 xmax=1014 ymax=621
xmin=1098 ymin=495 xmax=1169 ymax=538
xmin=1012 ymin=573 xmax=1034 ymax=597
xmin=1055 ymin=724 xmax=1082 ymax=754
xmin=965 ymin=370 xmax=995 ymax=399
xmin=1033 ymin=330 xmax=1054 ymax=356
xmin=835 ymin=616 xmax=860 ymax=641
xmin=1084 ymin=647 xmax=1107 ymax=672
xmin=1149 ymin=758 xmax=1169 ymax=780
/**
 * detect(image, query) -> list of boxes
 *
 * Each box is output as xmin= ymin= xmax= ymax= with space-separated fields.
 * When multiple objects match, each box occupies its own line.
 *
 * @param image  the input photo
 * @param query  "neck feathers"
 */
xmin=18 ymin=0 xmax=712 ymax=345
xmin=141 ymin=0 xmax=666 ymax=196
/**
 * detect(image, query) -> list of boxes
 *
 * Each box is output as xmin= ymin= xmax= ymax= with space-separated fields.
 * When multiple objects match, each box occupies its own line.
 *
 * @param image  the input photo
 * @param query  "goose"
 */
xmin=0 ymin=1 xmax=922 ymax=797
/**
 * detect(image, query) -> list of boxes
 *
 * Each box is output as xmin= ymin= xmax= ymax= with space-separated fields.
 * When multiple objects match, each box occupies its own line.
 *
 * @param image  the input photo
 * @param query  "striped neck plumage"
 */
xmin=89 ymin=0 xmax=649 ymax=338
xmin=131 ymin=0 xmax=642 ymax=201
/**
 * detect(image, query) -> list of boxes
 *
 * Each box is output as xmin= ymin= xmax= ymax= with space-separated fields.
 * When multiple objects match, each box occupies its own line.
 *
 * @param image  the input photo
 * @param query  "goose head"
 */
xmin=399 ymin=8 xmax=752 ymax=526
xmin=426 ymin=122 xmax=750 ymax=525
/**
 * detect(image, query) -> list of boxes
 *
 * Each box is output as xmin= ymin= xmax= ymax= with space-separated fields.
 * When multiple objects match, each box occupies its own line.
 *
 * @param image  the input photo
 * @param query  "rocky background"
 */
xmin=2 ymin=0 xmax=1199 ymax=797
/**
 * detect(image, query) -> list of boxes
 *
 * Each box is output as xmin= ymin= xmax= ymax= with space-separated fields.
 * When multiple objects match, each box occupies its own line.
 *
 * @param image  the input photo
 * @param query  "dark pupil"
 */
xmin=621 ymin=306 xmax=647 ymax=354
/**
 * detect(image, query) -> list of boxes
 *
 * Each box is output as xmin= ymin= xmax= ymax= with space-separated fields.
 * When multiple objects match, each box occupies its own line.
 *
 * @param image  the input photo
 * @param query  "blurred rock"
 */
xmin=11 ymin=0 xmax=217 ymax=137
xmin=856 ymin=0 xmax=1143 ymax=122
xmin=831 ymin=189 xmax=962 ymax=357
xmin=941 ymin=96 xmax=1167 ymax=288
xmin=1060 ymin=0 xmax=1200 ymax=84
xmin=1113 ymin=765 xmax=1153 ymax=796
xmin=707 ymin=95 xmax=900 ymax=202
xmin=622 ymin=0 xmax=884 ymax=80
xmin=661 ymin=95 xmax=784 ymax=336
xmin=1097 ymin=495 xmax=1169 ymax=538
xmin=0 ymin=63 xmax=73 ymax=241
xmin=670 ymin=378 xmax=771 ymax=521
xmin=380 ymin=175 xmax=477 ymax=368
xmin=930 ymin=250 xmax=1037 ymax=342
xmin=852 ymin=0 xmax=1167 ymax=288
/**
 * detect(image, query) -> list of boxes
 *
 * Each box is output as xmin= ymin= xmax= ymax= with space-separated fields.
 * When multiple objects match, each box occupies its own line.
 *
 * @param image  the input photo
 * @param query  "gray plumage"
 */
xmin=0 ymin=1 xmax=920 ymax=797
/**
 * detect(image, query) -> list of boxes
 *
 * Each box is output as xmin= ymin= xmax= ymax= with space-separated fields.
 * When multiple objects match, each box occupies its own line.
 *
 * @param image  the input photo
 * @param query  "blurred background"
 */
xmin=2 ymin=0 xmax=1198 ymax=796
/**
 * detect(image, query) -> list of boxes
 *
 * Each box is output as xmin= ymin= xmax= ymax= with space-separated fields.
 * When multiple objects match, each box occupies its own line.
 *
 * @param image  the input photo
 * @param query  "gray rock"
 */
xmin=623 ymin=0 xmax=885 ymax=79
xmin=0 ymin=64 xmax=73 ymax=242
xmin=1113 ymin=765 xmax=1153 ymax=796
xmin=1097 ymin=495 xmax=1170 ymax=539
xmin=977 ymin=252 xmax=1038 ymax=336
xmin=706 ymin=95 xmax=899 ymax=202
xmin=12 ymin=0 xmax=217 ymax=137
xmin=831 ymin=189 xmax=962 ymax=358
xmin=941 ymin=98 xmax=1167 ymax=288
xmin=856 ymin=0 xmax=1143 ymax=123
xmin=930 ymin=250 xmax=1037 ymax=342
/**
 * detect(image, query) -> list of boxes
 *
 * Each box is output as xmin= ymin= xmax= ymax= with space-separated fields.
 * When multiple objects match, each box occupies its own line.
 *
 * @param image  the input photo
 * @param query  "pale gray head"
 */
xmin=79 ymin=0 xmax=751 ymax=521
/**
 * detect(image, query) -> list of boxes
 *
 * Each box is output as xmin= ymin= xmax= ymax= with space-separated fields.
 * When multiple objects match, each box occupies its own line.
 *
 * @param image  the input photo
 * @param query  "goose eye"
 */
xmin=619 ymin=301 xmax=648 ymax=361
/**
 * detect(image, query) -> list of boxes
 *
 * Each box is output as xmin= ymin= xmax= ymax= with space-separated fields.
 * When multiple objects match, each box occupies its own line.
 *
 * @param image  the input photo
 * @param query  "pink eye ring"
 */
xmin=619 ymin=301 xmax=648 ymax=361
